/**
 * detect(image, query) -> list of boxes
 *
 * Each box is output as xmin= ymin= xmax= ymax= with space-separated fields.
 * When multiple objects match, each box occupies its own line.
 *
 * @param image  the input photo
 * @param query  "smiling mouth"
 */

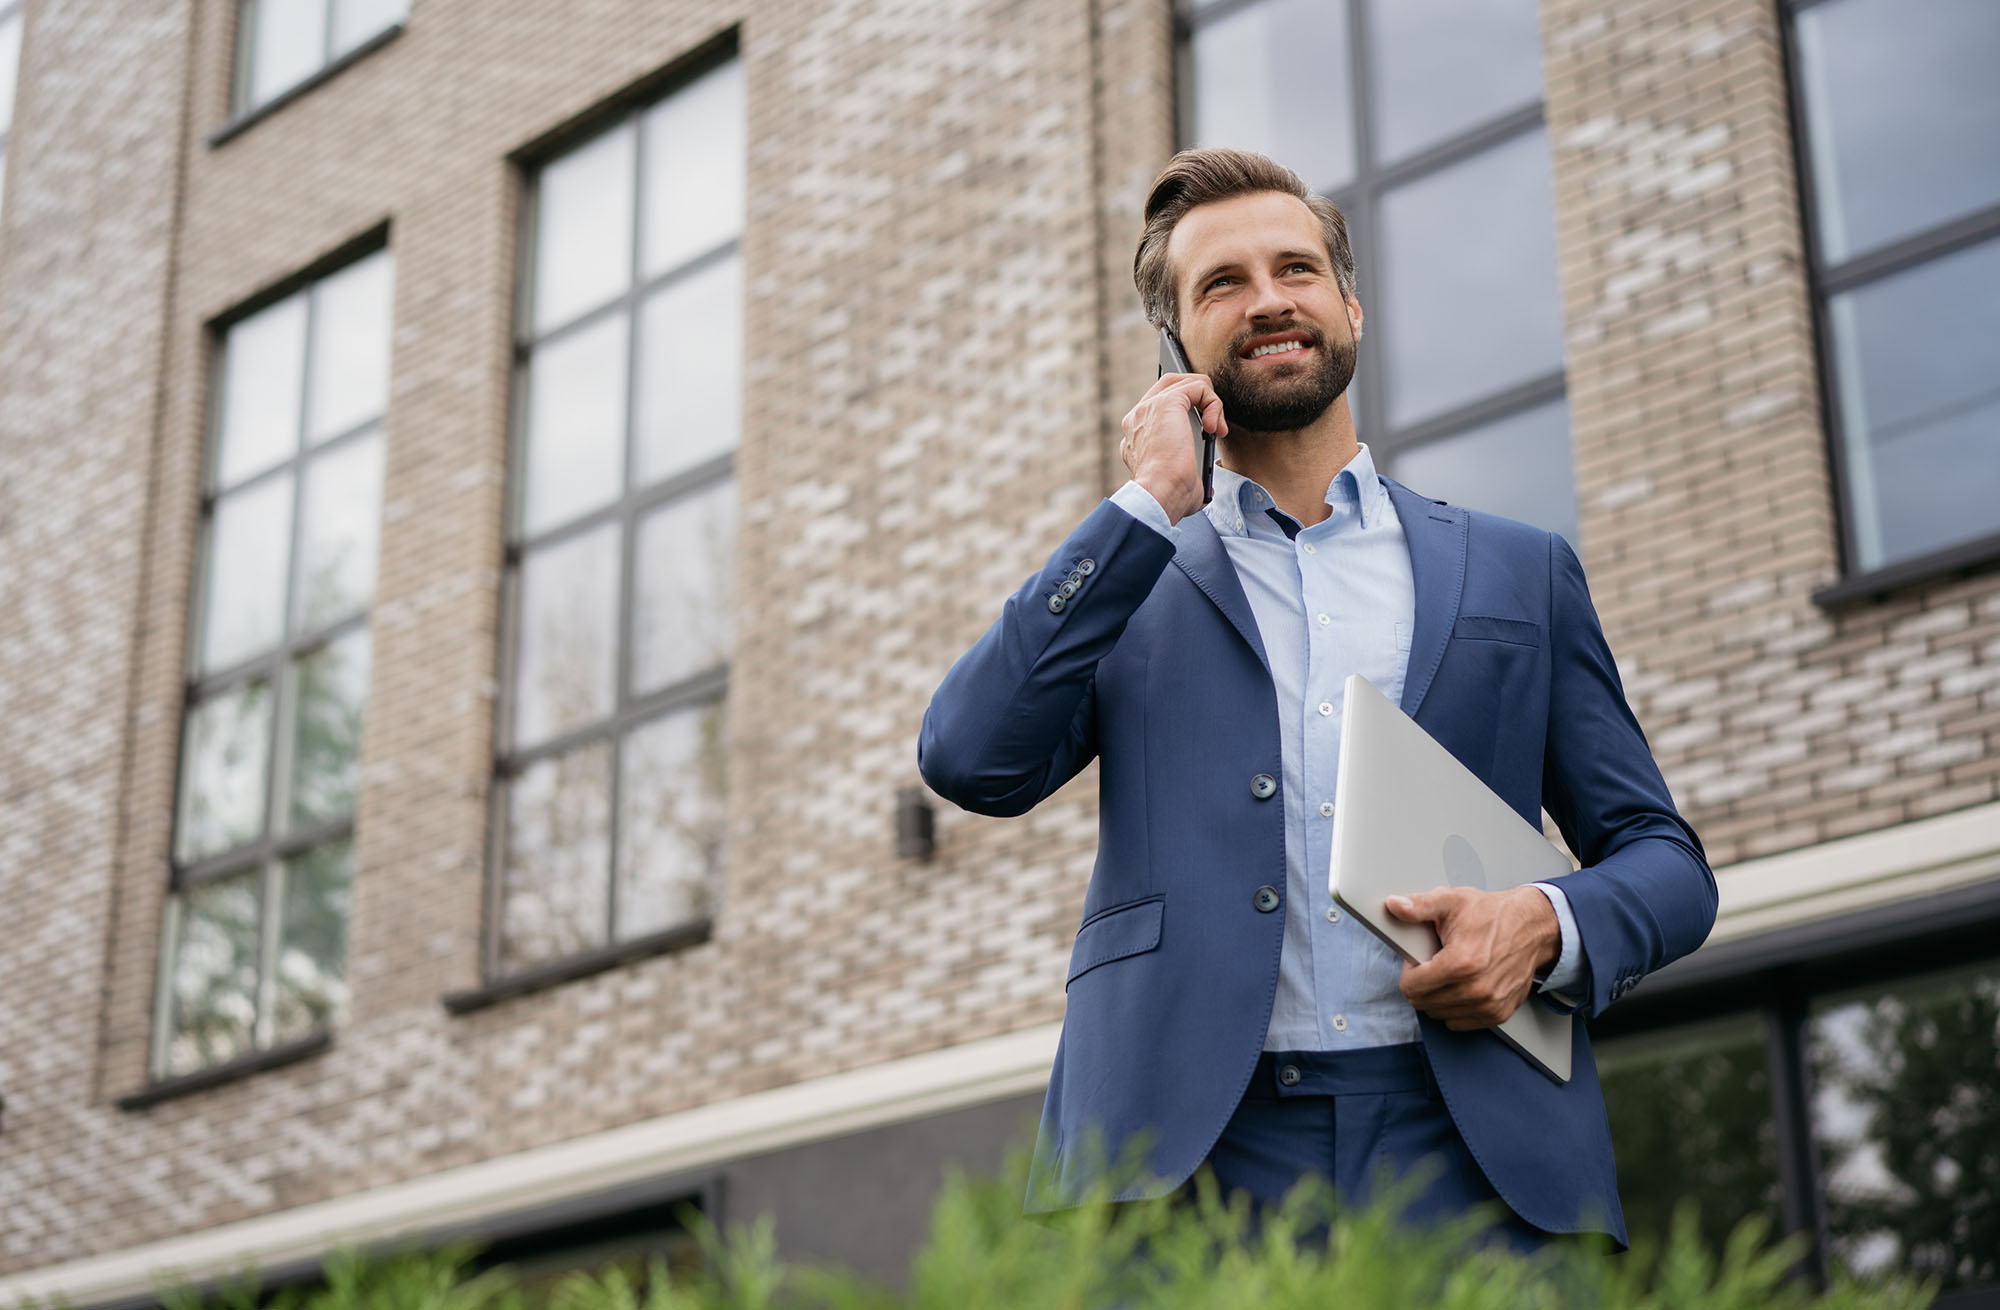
xmin=1245 ymin=339 xmax=1310 ymax=360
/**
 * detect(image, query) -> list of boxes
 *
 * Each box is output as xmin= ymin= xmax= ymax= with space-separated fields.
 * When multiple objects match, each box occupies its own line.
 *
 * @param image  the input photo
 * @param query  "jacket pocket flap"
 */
xmin=1453 ymin=615 xmax=1543 ymax=647
xmin=1065 ymin=897 xmax=1164 ymax=988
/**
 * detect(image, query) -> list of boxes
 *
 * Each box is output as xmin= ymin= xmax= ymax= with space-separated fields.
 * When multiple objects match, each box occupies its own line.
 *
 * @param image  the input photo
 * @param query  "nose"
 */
xmin=1244 ymin=269 xmax=1298 ymax=322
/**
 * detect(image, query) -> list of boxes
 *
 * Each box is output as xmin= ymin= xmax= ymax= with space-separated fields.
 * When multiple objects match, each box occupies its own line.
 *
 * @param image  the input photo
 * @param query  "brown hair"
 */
xmin=1133 ymin=148 xmax=1356 ymax=332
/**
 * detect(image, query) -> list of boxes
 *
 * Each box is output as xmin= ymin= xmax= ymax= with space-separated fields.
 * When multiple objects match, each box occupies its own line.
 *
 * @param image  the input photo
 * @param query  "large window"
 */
xmin=485 ymin=55 xmax=742 ymax=986
xmin=153 ymin=246 xmax=393 ymax=1082
xmin=1787 ymin=0 xmax=2000 ymax=587
xmin=1599 ymin=951 xmax=2000 ymax=1292
xmin=232 ymin=0 xmax=406 ymax=115
xmin=0 ymin=0 xmax=22 ymax=218
xmin=1181 ymin=0 xmax=1575 ymax=542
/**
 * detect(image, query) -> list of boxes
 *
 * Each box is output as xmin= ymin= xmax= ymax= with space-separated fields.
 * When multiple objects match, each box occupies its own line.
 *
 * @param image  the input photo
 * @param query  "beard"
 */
xmin=1209 ymin=321 xmax=1357 ymax=433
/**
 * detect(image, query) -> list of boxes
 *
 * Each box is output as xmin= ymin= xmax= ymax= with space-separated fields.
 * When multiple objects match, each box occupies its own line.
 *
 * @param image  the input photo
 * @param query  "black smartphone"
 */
xmin=1158 ymin=327 xmax=1216 ymax=507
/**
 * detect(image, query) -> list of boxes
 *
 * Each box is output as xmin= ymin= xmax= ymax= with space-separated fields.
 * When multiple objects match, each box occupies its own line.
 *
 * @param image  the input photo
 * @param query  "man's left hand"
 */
xmin=1385 ymin=886 xmax=1560 ymax=1030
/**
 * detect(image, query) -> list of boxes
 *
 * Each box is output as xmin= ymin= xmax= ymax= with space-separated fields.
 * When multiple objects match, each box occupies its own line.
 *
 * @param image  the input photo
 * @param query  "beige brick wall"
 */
xmin=0 ymin=0 xmax=1993 ymax=1274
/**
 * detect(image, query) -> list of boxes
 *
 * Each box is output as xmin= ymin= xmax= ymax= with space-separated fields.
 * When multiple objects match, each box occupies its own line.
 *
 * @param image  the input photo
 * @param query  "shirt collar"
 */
xmin=1205 ymin=443 xmax=1386 ymax=538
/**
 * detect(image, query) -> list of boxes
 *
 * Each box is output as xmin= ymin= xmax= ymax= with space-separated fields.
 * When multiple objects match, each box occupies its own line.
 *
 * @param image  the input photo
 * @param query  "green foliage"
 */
xmin=23 ymin=1156 xmax=1937 ymax=1310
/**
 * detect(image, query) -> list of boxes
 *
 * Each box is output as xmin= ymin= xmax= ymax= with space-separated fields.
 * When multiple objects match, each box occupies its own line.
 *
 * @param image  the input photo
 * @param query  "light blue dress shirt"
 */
xmin=1110 ymin=445 xmax=1581 ymax=1052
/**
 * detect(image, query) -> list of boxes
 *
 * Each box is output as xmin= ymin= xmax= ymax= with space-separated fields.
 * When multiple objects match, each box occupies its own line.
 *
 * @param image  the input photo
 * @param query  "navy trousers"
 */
xmin=1200 ymin=1043 xmax=1548 ymax=1254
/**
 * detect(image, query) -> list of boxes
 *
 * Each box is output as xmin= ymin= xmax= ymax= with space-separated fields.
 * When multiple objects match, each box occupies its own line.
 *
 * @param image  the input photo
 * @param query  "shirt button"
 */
xmin=1332 ymin=1014 xmax=1347 ymax=1033
xmin=1325 ymin=905 xmax=1340 ymax=923
xmin=1319 ymin=801 xmax=1334 ymax=817
xmin=1253 ymin=885 xmax=1281 ymax=913
xmin=1317 ymin=701 xmax=1334 ymax=717
xmin=1250 ymin=773 xmax=1277 ymax=799
xmin=1301 ymin=542 xmax=1317 ymax=555
xmin=1317 ymin=613 xmax=1330 ymax=626
xmin=1278 ymin=1063 xmax=1301 ymax=1087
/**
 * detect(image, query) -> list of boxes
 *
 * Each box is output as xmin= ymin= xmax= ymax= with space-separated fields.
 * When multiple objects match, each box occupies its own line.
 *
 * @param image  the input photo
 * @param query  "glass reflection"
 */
xmin=1810 ymin=965 xmax=2000 ymax=1290
xmin=273 ymin=840 xmax=352 ymax=1043
xmin=332 ymin=0 xmax=406 ymax=57
xmin=635 ymin=256 xmax=743 ymax=486
xmin=201 ymin=472 xmax=295 ymax=672
xmin=533 ymin=124 xmax=636 ymax=333
xmin=1796 ymin=0 xmax=2000 ymax=262
xmin=521 ymin=311 xmax=629 ymax=536
xmin=294 ymin=432 xmax=384 ymax=632
xmin=166 ymin=870 xmax=263 ymax=1076
xmin=0 ymin=10 xmax=21 ymax=138
xmin=1368 ymin=0 xmax=1542 ymax=164
xmin=641 ymin=60 xmax=746 ymax=277
xmin=216 ymin=294 xmax=307 ymax=489
xmin=500 ymin=742 xmax=612 ymax=968
xmin=1191 ymin=0 xmax=1354 ymax=195
xmin=1829 ymin=235 xmax=2000 ymax=571
xmin=617 ymin=702 xmax=727 ymax=938
xmin=1379 ymin=127 xmax=1564 ymax=426
xmin=1385 ymin=400 xmax=1576 ymax=543
xmin=289 ymin=630 xmax=370 ymax=830
xmin=632 ymin=480 xmax=737 ymax=695
xmin=176 ymin=680 xmax=274 ymax=865
xmin=249 ymin=0 xmax=328 ymax=108
xmin=512 ymin=523 xmax=620 ymax=749
xmin=306 ymin=250 xmax=394 ymax=445
xmin=1598 ymin=1015 xmax=1782 ymax=1253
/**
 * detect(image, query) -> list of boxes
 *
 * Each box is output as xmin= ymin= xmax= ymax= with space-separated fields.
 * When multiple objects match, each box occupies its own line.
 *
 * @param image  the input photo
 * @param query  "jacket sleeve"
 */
xmin=1539 ymin=532 xmax=1717 ymax=1017
xmin=919 ymin=498 xmax=1178 ymax=817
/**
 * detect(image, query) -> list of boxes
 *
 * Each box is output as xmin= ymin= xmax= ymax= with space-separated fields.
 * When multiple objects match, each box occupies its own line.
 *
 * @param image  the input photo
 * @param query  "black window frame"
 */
xmin=1779 ymin=0 xmax=2000 ymax=606
xmin=1175 ymin=0 xmax=1570 ymax=529
xmin=209 ymin=0 xmax=407 ymax=147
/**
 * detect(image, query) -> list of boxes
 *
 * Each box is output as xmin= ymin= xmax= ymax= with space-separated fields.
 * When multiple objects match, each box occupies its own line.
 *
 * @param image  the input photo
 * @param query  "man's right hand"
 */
xmin=1120 ymin=373 xmax=1227 ymax=525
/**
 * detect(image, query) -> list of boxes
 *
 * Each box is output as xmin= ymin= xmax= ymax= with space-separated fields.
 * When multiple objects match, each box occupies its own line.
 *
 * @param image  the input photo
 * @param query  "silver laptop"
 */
xmin=1328 ymin=674 xmax=1575 ymax=1083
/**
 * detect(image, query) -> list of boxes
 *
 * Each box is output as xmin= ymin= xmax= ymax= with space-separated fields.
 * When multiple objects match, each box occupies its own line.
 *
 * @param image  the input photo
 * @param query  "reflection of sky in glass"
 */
xmin=633 ymin=480 xmax=738 ymax=695
xmin=295 ymin=432 xmax=384 ymax=632
xmin=501 ymin=743 xmax=612 ymax=968
xmin=533 ymin=124 xmax=635 ymax=333
xmin=217 ymin=295 xmax=307 ymax=489
xmin=642 ymin=60 xmax=746 ymax=278
xmin=1797 ymin=0 xmax=2000 ymax=261
xmin=249 ymin=0 xmax=328 ymax=107
xmin=201 ymin=473 xmax=294 ymax=671
xmin=1385 ymin=401 xmax=1575 ymax=543
xmin=1830 ymin=236 xmax=2000 ymax=570
xmin=307 ymin=250 xmax=394 ymax=445
xmin=513 ymin=523 xmax=620 ymax=749
xmin=1378 ymin=128 xmax=1564 ymax=426
xmin=521 ymin=312 xmax=629 ymax=536
xmin=636 ymin=257 xmax=742 ymax=486
xmin=1191 ymin=0 xmax=1354 ymax=195
xmin=1369 ymin=0 xmax=1542 ymax=163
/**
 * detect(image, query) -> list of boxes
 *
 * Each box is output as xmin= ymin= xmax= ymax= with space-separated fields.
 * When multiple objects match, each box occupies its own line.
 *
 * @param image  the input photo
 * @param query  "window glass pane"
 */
xmin=289 ymin=629 xmax=370 ymax=830
xmin=1809 ymin=964 xmax=2000 ymax=1291
xmin=1828 ymin=235 xmax=2000 ymax=571
xmin=294 ymin=431 xmax=383 ymax=632
xmin=1796 ymin=0 xmax=2000 ymax=262
xmin=272 ymin=840 xmax=352 ymax=1043
xmin=0 ymin=11 xmax=21 ymax=138
xmin=1368 ymin=0 xmax=1542 ymax=164
xmin=1385 ymin=400 xmax=1576 ymax=543
xmin=1190 ymin=0 xmax=1355 ymax=195
xmin=200 ymin=472 xmax=295 ymax=672
xmin=306 ymin=250 xmax=394 ymax=445
xmin=1378 ymin=127 xmax=1563 ymax=427
xmin=617 ymin=702 xmax=727 ymax=938
xmin=521 ymin=311 xmax=629 ymax=536
xmin=512 ymin=523 xmax=620 ymax=749
xmin=165 ymin=870 xmax=264 ymax=1076
xmin=1598 ymin=1015 xmax=1783 ymax=1252
xmin=216 ymin=294 xmax=307 ymax=489
xmin=330 ymin=0 xmax=404 ymax=57
xmin=500 ymin=742 xmax=612 ymax=968
xmin=641 ymin=60 xmax=746 ymax=277
xmin=176 ymin=680 xmax=274 ymax=864
xmin=634 ymin=255 xmax=742 ymax=487
xmin=248 ymin=0 xmax=329 ymax=107
xmin=532 ymin=124 xmax=636 ymax=333
xmin=632 ymin=481 xmax=736 ymax=695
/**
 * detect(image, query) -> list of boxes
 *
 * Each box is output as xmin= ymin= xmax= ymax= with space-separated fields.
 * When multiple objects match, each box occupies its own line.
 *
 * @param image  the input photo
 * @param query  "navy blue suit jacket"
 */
xmin=918 ymin=478 xmax=1716 ymax=1243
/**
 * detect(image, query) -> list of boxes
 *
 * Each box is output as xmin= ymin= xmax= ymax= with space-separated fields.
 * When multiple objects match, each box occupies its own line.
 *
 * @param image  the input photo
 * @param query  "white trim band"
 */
xmin=0 ymin=1024 xmax=1062 ymax=1307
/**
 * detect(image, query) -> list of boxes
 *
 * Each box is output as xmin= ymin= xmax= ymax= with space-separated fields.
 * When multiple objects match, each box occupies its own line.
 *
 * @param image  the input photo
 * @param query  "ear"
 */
xmin=1345 ymin=293 xmax=1364 ymax=343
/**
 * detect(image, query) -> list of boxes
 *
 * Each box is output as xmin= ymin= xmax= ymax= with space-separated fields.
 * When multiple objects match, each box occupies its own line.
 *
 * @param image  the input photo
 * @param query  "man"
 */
xmin=918 ymin=148 xmax=1715 ymax=1247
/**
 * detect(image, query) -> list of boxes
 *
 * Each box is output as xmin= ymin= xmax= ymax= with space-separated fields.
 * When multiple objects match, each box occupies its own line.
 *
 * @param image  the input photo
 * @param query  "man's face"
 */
xmin=1167 ymin=191 xmax=1362 ymax=433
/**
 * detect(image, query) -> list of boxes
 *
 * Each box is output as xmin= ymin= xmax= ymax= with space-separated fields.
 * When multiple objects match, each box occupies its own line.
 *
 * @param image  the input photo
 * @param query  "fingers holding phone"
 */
xmin=1121 ymin=373 xmax=1224 ymax=524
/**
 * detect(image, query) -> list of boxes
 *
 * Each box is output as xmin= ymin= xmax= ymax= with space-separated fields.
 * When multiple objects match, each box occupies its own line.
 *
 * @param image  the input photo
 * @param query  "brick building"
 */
xmin=0 ymin=0 xmax=1994 ymax=1301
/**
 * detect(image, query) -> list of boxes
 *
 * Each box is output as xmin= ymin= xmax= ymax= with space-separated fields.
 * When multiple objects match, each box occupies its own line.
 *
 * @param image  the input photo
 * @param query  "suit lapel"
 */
xmin=1385 ymin=478 xmax=1467 ymax=719
xmin=1171 ymin=511 xmax=1271 ymax=675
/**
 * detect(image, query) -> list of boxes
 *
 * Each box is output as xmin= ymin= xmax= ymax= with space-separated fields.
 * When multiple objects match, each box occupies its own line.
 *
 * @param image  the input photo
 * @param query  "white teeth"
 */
xmin=1249 ymin=340 xmax=1305 ymax=358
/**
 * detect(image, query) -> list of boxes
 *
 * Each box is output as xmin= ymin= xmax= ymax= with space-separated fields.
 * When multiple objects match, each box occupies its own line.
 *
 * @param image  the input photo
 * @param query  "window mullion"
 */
xmin=1763 ymin=991 xmax=1830 ymax=1287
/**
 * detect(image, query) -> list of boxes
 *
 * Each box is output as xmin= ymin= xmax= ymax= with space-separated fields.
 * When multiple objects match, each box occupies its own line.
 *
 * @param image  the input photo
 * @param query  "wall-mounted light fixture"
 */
xmin=896 ymin=786 xmax=936 ymax=861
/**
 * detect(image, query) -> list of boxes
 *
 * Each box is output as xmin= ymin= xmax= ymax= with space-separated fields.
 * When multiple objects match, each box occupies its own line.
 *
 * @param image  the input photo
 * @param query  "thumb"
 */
xmin=1386 ymin=890 xmax=1454 ymax=923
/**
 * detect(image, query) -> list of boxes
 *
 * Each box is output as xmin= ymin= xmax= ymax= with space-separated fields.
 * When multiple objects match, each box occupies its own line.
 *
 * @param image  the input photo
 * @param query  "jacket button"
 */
xmin=1253 ymin=885 xmax=1280 ymax=913
xmin=1059 ymin=579 xmax=1077 ymax=598
xmin=1278 ymin=1064 xmax=1301 ymax=1087
xmin=1077 ymin=558 xmax=1095 ymax=575
xmin=1250 ymin=773 xmax=1277 ymax=799
xmin=1047 ymin=594 xmax=1066 ymax=614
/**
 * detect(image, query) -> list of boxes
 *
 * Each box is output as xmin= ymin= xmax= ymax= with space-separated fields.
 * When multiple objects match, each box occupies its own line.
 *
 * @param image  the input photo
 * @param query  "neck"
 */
xmin=1215 ymin=393 xmax=1360 ymax=527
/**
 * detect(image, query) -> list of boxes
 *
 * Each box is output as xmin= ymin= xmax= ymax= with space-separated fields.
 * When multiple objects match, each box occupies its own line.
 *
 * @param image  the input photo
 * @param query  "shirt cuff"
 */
xmin=1110 ymin=479 xmax=1179 ymax=541
xmin=1530 ymin=881 xmax=1584 ymax=1006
